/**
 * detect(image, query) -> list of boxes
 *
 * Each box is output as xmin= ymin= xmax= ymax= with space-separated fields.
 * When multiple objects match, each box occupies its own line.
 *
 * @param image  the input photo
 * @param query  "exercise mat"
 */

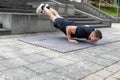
xmin=18 ymin=35 xmax=120 ymax=53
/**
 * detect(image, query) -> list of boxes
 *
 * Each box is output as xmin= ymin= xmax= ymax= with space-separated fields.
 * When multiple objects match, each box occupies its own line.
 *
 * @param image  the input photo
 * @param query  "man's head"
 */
xmin=89 ymin=30 xmax=102 ymax=42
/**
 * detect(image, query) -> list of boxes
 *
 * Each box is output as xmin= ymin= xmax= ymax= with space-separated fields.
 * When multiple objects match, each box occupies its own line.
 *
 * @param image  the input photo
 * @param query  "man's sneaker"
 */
xmin=45 ymin=4 xmax=50 ymax=9
xmin=36 ymin=3 xmax=45 ymax=14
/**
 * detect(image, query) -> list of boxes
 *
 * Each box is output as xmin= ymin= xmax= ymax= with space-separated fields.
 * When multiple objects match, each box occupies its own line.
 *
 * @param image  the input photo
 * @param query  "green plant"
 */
xmin=92 ymin=4 xmax=120 ymax=17
xmin=116 ymin=78 xmax=120 ymax=80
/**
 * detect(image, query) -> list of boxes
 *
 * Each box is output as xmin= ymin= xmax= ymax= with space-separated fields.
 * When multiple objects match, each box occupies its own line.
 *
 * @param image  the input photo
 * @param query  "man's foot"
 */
xmin=45 ymin=4 xmax=50 ymax=9
xmin=36 ymin=3 xmax=45 ymax=14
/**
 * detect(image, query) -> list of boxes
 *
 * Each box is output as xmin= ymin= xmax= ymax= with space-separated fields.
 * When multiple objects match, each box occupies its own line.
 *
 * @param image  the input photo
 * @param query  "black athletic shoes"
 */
xmin=36 ymin=3 xmax=44 ymax=14
xmin=36 ymin=3 xmax=50 ymax=14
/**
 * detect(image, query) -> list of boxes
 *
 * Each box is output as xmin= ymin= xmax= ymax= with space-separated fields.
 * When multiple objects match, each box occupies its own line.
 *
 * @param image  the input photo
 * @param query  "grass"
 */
xmin=99 ymin=7 xmax=120 ymax=17
xmin=117 ymin=78 xmax=120 ymax=80
xmin=92 ymin=4 xmax=120 ymax=17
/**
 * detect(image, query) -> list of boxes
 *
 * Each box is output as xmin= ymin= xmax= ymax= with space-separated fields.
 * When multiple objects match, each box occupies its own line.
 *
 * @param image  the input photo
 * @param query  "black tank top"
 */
xmin=71 ymin=25 xmax=95 ymax=39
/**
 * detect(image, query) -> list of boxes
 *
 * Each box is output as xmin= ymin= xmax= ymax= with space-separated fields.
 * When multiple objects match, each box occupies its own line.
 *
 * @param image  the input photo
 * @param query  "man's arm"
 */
xmin=66 ymin=26 xmax=78 ymax=44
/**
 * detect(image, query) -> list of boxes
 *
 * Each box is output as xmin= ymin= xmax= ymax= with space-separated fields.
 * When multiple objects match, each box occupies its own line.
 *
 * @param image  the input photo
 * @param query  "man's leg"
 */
xmin=43 ymin=7 xmax=57 ymax=22
xmin=49 ymin=8 xmax=63 ymax=18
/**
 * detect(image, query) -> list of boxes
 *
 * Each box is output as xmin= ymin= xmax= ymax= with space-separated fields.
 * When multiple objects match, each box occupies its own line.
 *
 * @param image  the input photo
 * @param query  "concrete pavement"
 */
xmin=0 ymin=23 xmax=120 ymax=80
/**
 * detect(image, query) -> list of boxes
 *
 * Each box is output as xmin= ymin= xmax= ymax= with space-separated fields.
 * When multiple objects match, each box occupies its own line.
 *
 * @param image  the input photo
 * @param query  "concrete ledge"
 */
xmin=0 ymin=2 xmax=75 ymax=34
xmin=0 ymin=12 xmax=56 ymax=34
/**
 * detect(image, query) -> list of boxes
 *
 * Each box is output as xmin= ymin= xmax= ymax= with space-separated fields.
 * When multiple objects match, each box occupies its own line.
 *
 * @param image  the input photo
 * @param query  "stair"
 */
xmin=0 ymin=24 xmax=2 ymax=28
xmin=0 ymin=0 xmax=36 ymax=13
xmin=0 ymin=0 xmax=50 ymax=13
xmin=0 ymin=8 xmax=35 ymax=13
xmin=0 ymin=23 xmax=11 ymax=35
xmin=67 ymin=18 xmax=95 ymax=21
xmin=55 ymin=0 xmax=113 ymax=20
xmin=65 ymin=11 xmax=108 ymax=28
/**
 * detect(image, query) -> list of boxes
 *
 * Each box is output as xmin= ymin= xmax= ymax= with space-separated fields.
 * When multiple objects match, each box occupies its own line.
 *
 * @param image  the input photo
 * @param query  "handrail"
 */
xmin=102 ymin=0 xmax=119 ymax=8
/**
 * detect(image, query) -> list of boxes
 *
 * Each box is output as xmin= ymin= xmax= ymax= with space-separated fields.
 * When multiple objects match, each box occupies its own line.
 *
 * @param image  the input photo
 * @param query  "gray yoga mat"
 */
xmin=18 ymin=35 xmax=120 ymax=53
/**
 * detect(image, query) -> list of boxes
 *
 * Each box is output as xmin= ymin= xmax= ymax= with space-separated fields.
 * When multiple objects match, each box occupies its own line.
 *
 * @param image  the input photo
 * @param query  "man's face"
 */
xmin=90 ymin=33 xmax=100 ymax=42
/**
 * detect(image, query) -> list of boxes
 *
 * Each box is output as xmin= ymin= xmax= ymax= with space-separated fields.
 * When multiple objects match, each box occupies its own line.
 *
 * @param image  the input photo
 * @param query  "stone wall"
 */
xmin=0 ymin=3 xmax=75 ymax=34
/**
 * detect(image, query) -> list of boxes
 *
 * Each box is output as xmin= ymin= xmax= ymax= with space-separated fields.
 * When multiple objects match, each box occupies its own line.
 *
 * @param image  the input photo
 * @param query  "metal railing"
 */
xmin=98 ymin=0 xmax=119 ymax=22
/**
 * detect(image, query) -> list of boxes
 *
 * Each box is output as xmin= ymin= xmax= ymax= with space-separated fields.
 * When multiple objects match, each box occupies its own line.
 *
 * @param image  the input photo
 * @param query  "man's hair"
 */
xmin=94 ymin=30 xmax=102 ymax=39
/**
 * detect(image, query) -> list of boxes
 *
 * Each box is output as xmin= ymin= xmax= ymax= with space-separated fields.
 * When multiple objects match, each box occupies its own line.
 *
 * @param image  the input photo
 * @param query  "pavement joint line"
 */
xmin=22 ymin=60 xmax=80 ymax=76
xmin=103 ymin=70 xmax=120 ymax=80
xmin=80 ymin=61 xmax=120 ymax=80
xmin=95 ymin=55 xmax=120 ymax=62
xmin=82 ymin=60 xmax=120 ymax=79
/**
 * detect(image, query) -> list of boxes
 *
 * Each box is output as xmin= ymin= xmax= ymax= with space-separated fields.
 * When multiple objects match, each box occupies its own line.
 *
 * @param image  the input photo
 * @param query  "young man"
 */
xmin=36 ymin=3 xmax=102 ymax=44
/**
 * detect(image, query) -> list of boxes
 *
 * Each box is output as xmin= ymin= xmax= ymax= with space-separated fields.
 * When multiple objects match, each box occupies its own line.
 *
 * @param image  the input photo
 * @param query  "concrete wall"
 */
xmin=0 ymin=13 xmax=56 ymax=34
xmin=28 ymin=1 xmax=75 ymax=15
xmin=0 ymin=3 xmax=75 ymax=34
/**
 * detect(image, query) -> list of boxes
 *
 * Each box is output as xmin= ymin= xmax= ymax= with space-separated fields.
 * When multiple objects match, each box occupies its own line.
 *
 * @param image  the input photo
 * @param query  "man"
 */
xmin=36 ymin=3 xmax=102 ymax=44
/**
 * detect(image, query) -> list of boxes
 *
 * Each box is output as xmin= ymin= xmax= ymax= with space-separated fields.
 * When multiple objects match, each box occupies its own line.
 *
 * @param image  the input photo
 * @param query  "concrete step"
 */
xmin=75 ymin=21 xmax=101 ymax=25
xmin=0 ymin=1 xmax=26 ymax=5
xmin=0 ymin=24 xmax=2 ymax=28
xmin=0 ymin=0 xmax=49 ymax=2
xmin=0 ymin=4 xmax=34 ymax=10
xmin=68 ymin=15 xmax=88 ymax=18
xmin=21 ymin=0 xmax=49 ymax=2
xmin=67 ymin=18 xmax=95 ymax=21
xmin=0 ymin=28 xmax=11 ymax=35
xmin=0 ymin=8 xmax=35 ymax=13
xmin=0 ymin=4 xmax=33 ymax=9
xmin=84 ymin=24 xmax=108 ymax=28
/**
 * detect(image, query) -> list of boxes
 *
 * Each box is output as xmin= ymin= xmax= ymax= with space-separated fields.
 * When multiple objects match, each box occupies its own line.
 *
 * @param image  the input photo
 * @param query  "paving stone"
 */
xmin=74 ymin=50 xmax=98 ymax=57
xmin=0 ymin=77 xmax=4 ymax=80
xmin=25 ymin=62 xmax=59 ymax=74
xmin=90 ymin=46 xmax=113 ymax=53
xmin=112 ymin=71 xmax=120 ymax=78
xmin=0 ymin=67 xmax=38 ymax=80
xmin=0 ymin=52 xmax=18 ymax=59
xmin=28 ymin=72 xmax=72 ymax=80
xmin=0 ymin=58 xmax=29 ymax=68
xmin=17 ymin=48 xmax=41 ymax=56
xmin=98 ymin=54 xmax=120 ymax=61
xmin=86 ymin=57 xmax=114 ymax=66
xmin=55 ymin=62 xmax=92 ymax=80
xmin=1 ymin=50 xmax=34 ymax=59
xmin=62 ymin=53 xmax=86 ymax=62
xmin=37 ymin=51 xmax=63 ymax=58
xmin=21 ymin=54 xmax=50 ymax=63
xmin=35 ymin=47 xmax=53 ymax=53
xmin=0 ymin=65 xmax=8 ymax=71
xmin=118 ymin=61 xmax=120 ymax=65
xmin=106 ymin=64 xmax=120 ymax=73
xmin=105 ymin=77 xmax=116 ymax=80
xmin=109 ymin=49 xmax=120 ymax=57
xmin=15 ymin=42 xmax=39 ymax=49
xmin=81 ymin=74 xmax=104 ymax=80
xmin=0 ymin=57 xmax=4 ymax=60
xmin=82 ymin=47 xmax=106 ymax=54
xmin=95 ymin=69 xmax=113 ymax=78
xmin=0 ymin=45 xmax=19 ymax=52
xmin=62 ymin=54 xmax=80 ymax=62
xmin=80 ymin=61 xmax=103 ymax=73
xmin=45 ymin=57 xmax=76 ymax=67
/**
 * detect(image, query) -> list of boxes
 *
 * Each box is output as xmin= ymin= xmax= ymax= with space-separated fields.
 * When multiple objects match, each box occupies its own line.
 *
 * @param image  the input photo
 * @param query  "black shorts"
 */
xmin=53 ymin=18 xmax=75 ymax=35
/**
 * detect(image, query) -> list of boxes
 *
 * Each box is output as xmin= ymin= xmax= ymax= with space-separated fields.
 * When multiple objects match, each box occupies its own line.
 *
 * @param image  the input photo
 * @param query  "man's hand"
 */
xmin=66 ymin=26 xmax=78 ymax=44
xmin=69 ymin=39 xmax=78 ymax=44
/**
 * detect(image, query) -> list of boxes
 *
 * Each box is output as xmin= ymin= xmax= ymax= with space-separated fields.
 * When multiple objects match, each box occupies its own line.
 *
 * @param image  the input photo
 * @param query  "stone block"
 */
xmin=25 ymin=62 xmax=59 ymax=74
xmin=55 ymin=62 xmax=92 ymax=80
xmin=0 ymin=13 xmax=57 ymax=34
xmin=21 ymin=54 xmax=50 ymax=63
xmin=0 ymin=58 xmax=29 ymax=68
xmin=45 ymin=57 xmax=76 ymax=67
xmin=28 ymin=72 xmax=72 ymax=80
xmin=0 ymin=67 xmax=37 ymax=80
